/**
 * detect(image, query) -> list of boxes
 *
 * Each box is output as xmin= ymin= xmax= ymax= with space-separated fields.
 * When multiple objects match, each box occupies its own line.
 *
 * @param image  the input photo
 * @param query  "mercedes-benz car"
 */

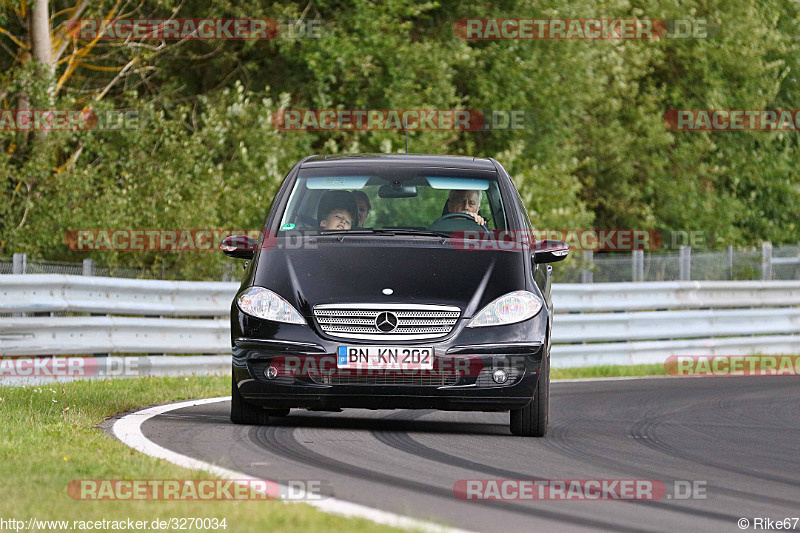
xmin=221 ymin=154 xmax=568 ymax=437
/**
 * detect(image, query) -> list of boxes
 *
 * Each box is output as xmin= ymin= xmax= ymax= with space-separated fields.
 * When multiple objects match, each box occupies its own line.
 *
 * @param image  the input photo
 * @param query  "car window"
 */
xmin=278 ymin=169 xmax=508 ymax=232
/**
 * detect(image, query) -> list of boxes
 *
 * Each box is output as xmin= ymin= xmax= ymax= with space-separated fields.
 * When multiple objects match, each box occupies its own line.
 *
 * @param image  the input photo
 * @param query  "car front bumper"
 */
xmin=232 ymin=336 xmax=546 ymax=412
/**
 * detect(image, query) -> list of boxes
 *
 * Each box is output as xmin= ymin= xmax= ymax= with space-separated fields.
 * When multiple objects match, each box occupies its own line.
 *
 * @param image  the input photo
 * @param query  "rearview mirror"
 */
xmin=220 ymin=235 xmax=257 ymax=259
xmin=533 ymin=239 xmax=569 ymax=263
xmin=378 ymin=182 xmax=418 ymax=198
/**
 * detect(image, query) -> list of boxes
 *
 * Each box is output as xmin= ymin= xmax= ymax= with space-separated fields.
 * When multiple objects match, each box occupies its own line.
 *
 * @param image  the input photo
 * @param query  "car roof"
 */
xmin=300 ymin=153 xmax=497 ymax=171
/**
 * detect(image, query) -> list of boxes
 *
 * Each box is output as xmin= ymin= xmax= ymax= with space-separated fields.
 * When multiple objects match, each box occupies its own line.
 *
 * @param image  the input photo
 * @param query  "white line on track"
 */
xmin=112 ymin=397 xmax=475 ymax=533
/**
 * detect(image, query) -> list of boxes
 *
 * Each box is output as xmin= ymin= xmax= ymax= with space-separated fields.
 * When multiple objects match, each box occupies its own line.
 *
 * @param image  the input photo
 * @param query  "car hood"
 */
xmin=251 ymin=242 xmax=528 ymax=318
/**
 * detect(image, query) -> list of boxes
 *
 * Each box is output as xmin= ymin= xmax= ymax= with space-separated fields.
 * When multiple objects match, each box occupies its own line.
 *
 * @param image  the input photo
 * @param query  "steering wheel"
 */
xmin=428 ymin=212 xmax=487 ymax=231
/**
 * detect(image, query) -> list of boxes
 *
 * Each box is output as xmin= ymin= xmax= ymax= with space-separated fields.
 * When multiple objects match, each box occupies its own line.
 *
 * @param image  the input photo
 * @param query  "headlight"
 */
xmin=467 ymin=290 xmax=543 ymax=328
xmin=237 ymin=287 xmax=306 ymax=325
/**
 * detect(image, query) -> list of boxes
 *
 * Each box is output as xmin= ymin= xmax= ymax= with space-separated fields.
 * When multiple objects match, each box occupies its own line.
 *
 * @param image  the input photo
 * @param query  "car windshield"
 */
xmin=277 ymin=167 xmax=509 ymax=234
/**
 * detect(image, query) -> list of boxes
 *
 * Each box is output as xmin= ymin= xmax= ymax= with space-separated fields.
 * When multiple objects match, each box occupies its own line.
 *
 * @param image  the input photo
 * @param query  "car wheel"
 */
xmin=230 ymin=372 xmax=289 ymax=424
xmin=510 ymin=350 xmax=549 ymax=437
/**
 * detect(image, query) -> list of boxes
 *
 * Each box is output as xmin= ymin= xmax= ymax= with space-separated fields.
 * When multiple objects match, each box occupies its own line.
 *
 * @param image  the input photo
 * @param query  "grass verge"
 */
xmin=0 ymin=376 xmax=405 ymax=533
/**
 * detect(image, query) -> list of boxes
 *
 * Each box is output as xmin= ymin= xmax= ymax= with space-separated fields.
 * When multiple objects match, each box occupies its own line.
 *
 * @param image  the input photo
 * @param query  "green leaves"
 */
xmin=1 ymin=0 xmax=798 ymax=278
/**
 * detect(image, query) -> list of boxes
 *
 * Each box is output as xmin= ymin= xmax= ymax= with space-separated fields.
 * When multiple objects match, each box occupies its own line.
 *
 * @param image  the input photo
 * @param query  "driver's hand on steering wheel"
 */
xmin=460 ymin=211 xmax=486 ymax=225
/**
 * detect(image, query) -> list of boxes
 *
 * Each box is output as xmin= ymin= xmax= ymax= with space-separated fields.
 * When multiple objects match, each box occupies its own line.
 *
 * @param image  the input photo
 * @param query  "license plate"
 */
xmin=337 ymin=346 xmax=433 ymax=370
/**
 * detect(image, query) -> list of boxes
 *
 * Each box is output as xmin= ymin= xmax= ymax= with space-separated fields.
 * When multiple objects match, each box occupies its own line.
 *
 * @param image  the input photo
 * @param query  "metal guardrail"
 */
xmin=1 ymin=275 xmax=799 ymax=369
xmin=4 ymin=275 xmax=799 ymax=316
xmin=552 ymin=280 xmax=800 ymax=312
xmin=0 ymin=316 xmax=230 ymax=356
xmin=0 ymin=274 xmax=237 ymax=316
xmin=553 ymin=308 xmax=800 ymax=343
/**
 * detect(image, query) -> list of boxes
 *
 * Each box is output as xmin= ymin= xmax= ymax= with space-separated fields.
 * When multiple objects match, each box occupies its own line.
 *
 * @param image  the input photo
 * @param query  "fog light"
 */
xmin=265 ymin=366 xmax=279 ymax=380
xmin=492 ymin=369 xmax=508 ymax=384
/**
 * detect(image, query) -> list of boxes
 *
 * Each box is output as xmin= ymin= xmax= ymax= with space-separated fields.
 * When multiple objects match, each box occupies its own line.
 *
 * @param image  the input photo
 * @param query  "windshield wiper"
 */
xmin=379 ymin=228 xmax=452 ymax=238
xmin=314 ymin=228 xmax=453 ymax=238
xmin=315 ymin=229 xmax=387 ymax=235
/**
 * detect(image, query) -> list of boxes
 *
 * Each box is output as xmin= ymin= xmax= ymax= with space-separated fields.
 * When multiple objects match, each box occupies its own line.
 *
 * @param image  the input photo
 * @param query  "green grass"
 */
xmin=0 ymin=376 xmax=407 ymax=533
xmin=552 ymin=364 xmax=668 ymax=380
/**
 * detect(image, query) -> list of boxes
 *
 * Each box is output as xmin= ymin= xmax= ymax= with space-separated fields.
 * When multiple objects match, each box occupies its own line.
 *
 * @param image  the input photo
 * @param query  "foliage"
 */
xmin=1 ymin=0 xmax=798 ymax=279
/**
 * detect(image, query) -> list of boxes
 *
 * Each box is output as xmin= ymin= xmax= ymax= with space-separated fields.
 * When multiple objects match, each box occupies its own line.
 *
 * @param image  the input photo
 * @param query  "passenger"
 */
xmin=319 ymin=208 xmax=353 ymax=230
xmin=317 ymin=190 xmax=358 ymax=230
xmin=351 ymin=190 xmax=372 ymax=227
xmin=444 ymin=189 xmax=486 ymax=225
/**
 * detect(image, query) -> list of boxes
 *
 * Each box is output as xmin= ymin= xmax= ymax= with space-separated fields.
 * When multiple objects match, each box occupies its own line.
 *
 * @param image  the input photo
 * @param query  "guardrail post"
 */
xmin=762 ymin=241 xmax=772 ymax=280
xmin=82 ymin=258 xmax=94 ymax=276
xmin=581 ymin=250 xmax=593 ymax=283
xmin=12 ymin=253 xmax=26 ymax=274
xmin=632 ymin=250 xmax=644 ymax=282
xmin=679 ymin=246 xmax=691 ymax=281
xmin=11 ymin=253 xmax=27 ymax=316
xmin=727 ymin=245 xmax=734 ymax=280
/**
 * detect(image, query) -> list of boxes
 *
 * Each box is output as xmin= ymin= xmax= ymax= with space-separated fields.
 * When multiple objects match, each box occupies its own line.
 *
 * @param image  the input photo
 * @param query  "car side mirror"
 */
xmin=220 ymin=235 xmax=257 ymax=259
xmin=533 ymin=239 xmax=569 ymax=263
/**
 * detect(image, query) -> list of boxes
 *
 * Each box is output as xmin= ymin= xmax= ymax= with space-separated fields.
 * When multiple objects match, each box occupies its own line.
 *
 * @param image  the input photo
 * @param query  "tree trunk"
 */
xmin=30 ymin=0 xmax=54 ymax=74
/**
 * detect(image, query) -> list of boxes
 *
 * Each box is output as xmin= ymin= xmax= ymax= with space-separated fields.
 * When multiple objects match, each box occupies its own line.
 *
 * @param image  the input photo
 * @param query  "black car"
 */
xmin=221 ymin=154 xmax=568 ymax=437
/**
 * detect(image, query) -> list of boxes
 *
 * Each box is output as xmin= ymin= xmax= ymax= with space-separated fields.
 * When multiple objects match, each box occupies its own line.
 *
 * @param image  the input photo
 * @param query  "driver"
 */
xmin=445 ymin=189 xmax=486 ymax=226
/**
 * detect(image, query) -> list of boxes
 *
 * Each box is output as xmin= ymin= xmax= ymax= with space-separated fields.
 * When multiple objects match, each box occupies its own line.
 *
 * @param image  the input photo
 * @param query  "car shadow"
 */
xmin=158 ymin=402 xmax=511 ymax=436
xmin=266 ymin=410 xmax=511 ymax=436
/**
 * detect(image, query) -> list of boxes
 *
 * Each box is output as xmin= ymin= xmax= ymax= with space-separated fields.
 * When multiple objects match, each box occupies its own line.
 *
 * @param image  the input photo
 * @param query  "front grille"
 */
xmin=313 ymin=304 xmax=460 ymax=340
xmin=312 ymin=373 xmax=460 ymax=386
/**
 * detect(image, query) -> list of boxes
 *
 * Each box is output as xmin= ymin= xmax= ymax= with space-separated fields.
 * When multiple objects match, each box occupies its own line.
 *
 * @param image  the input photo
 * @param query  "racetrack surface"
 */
xmin=128 ymin=377 xmax=800 ymax=532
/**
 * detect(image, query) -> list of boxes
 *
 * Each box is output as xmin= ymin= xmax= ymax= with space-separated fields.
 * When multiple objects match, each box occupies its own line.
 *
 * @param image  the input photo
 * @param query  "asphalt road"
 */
xmin=130 ymin=377 xmax=800 ymax=532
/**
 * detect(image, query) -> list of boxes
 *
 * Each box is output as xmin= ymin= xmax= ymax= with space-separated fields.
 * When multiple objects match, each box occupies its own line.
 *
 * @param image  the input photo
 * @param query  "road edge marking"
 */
xmin=112 ymin=396 xmax=474 ymax=533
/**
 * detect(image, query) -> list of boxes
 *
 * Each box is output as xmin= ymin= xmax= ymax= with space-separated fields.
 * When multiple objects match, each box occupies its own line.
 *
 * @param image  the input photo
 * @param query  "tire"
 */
xmin=230 ymin=372 xmax=289 ymax=424
xmin=510 ymin=350 xmax=550 ymax=437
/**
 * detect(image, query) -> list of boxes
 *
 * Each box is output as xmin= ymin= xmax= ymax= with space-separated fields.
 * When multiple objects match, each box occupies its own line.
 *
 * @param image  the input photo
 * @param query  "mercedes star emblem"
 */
xmin=375 ymin=311 xmax=399 ymax=332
